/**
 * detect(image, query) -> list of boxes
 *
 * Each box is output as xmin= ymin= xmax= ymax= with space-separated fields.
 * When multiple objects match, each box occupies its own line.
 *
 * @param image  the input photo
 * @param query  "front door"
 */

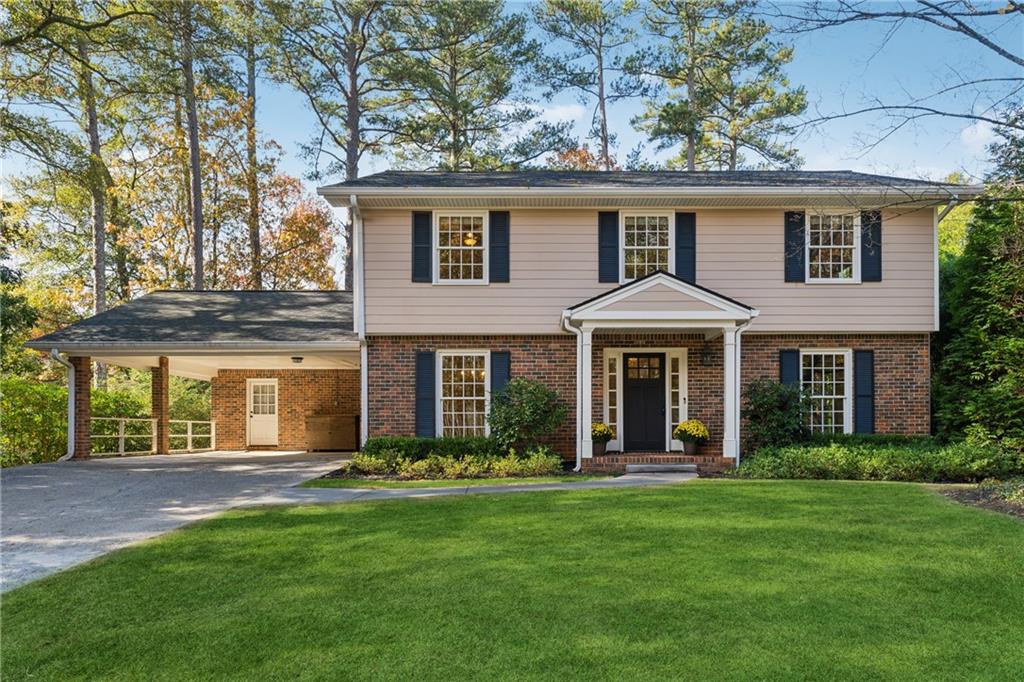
xmin=247 ymin=379 xmax=279 ymax=446
xmin=623 ymin=353 xmax=666 ymax=451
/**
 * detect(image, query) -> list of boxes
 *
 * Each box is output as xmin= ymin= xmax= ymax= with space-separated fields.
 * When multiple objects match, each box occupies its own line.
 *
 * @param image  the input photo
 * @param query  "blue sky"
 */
xmin=257 ymin=3 xmax=1020 ymax=189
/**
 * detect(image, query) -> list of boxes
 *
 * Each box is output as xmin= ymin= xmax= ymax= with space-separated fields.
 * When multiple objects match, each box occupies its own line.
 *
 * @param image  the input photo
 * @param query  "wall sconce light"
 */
xmin=700 ymin=345 xmax=714 ymax=367
xmin=291 ymin=356 xmax=304 ymax=364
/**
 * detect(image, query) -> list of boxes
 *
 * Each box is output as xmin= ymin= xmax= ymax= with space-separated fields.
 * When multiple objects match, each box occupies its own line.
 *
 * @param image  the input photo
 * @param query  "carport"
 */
xmin=26 ymin=290 xmax=361 ymax=459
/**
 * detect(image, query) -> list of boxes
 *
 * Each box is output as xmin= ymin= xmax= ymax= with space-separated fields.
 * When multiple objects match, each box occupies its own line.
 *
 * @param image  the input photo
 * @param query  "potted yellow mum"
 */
xmin=673 ymin=419 xmax=709 ymax=455
xmin=592 ymin=422 xmax=613 ymax=455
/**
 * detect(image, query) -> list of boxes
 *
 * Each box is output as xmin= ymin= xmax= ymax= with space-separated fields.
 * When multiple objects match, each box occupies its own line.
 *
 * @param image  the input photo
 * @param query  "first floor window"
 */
xmin=807 ymin=212 xmax=859 ymax=281
xmin=623 ymin=213 xmax=670 ymax=280
xmin=437 ymin=213 xmax=486 ymax=282
xmin=439 ymin=352 xmax=488 ymax=436
xmin=801 ymin=350 xmax=851 ymax=433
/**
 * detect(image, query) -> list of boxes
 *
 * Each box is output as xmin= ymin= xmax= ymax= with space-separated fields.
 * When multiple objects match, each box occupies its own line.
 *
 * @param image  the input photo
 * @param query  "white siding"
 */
xmin=363 ymin=207 xmax=936 ymax=334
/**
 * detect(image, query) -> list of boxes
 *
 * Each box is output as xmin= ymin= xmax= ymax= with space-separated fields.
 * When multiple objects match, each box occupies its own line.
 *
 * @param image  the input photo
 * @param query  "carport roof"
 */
xmin=26 ymin=290 xmax=357 ymax=353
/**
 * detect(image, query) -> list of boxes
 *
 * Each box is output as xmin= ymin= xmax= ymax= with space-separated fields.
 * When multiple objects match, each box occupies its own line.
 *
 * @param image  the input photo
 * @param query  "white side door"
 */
xmin=247 ymin=379 xmax=279 ymax=446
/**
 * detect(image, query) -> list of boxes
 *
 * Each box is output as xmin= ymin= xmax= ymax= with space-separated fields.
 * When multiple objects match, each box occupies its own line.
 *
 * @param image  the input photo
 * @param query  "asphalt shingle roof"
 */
xmin=27 ymin=290 xmax=355 ymax=349
xmin=321 ymin=169 xmax=968 ymax=190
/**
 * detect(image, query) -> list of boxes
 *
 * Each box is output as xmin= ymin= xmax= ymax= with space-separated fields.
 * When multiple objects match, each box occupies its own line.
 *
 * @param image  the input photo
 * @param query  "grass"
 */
xmin=3 ymin=480 xmax=1023 ymax=681
xmin=302 ymin=473 xmax=611 ymax=489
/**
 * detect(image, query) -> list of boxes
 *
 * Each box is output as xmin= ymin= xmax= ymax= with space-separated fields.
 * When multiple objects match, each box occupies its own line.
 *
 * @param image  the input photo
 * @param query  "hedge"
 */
xmin=361 ymin=435 xmax=502 ymax=460
xmin=348 ymin=447 xmax=562 ymax=480
xmin=736 ymin=440 xmax=1023 ymax=483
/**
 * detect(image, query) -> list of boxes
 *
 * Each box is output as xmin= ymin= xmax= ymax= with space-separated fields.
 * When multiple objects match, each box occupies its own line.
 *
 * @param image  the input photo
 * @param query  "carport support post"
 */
xmin=152 ymin=356 xmax=170 ymax=454
xmin=71 ymin=356 xmax=92 ymax=459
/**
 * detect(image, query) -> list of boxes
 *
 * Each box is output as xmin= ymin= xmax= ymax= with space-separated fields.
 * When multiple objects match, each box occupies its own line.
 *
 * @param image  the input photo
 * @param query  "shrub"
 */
xmin=348 ymin=447 xmax=562 ymax=480
xmin=361 ymin=435 xmax=501 ymax=460
xmin=1 ymin=377 xmax=67 ymax=466
xmin=348 ymin=452 xmax=394 ymax=476
xmin=488 ymin=378 xmax=567 ymax=451
xmin=735 ymin=440 xmax=1023 ymax=483
xmin=740 ymin=379 xmax=810 ymax=453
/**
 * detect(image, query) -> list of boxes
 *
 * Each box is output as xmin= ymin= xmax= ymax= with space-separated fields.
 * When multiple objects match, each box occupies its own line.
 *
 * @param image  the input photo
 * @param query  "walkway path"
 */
xmin=245 ymin=472 xmax=698 ymax=507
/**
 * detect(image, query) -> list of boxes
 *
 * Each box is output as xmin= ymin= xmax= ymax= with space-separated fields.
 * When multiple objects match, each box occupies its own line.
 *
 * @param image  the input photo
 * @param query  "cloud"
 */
xmin=960 ymin=120 xmax=996 ymax=157
xmin=535 ymin=103 xmax=587 ymax=125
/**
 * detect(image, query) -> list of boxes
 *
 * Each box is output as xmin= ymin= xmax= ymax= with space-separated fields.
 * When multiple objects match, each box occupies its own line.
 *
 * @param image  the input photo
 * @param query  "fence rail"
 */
xmin=90 ymin=418 xmax=216 ymax=456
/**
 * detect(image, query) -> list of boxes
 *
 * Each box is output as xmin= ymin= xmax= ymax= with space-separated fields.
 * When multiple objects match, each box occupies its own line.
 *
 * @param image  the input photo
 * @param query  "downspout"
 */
xmin=51 ymin=349 xmax=75 ymax=461
xmin=350 ymin=194 xmax=369 ymax=448
xmin=936 ymin=195 xmax=959 ymax=224
xmin=733 ymin=320 xmax=753 ymax=469
xmin=561 ymin=311 xmax=583 ymax=472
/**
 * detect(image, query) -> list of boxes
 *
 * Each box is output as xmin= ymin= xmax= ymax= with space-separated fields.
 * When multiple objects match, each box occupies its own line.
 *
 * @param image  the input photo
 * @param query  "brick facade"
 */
xmin=367 ymin=336 xmax=577 ymax=457
xmin=367 ymin=332 xmax=931 ymax=462
xmin=211 ymin=369 xmax=360 ymax=450
xmin=71 ymin=356 xmax=91 ymax=459
xmin=741 ymin=333 xmax=930 ymax=437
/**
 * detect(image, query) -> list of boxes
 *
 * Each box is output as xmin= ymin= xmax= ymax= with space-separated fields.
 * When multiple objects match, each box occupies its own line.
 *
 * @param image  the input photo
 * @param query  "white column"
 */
xmin=723 ymin=328 xmax=738 ymax=458
xmin=581 ymin=327 xmax=594 ymax=458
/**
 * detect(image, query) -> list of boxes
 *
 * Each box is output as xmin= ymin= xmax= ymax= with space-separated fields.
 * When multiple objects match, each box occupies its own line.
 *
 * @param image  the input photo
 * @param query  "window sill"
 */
xmin=804 ymin=278 xmax=862 ymax=285
xmin=431 ymin=280 xmax=490 ymax=286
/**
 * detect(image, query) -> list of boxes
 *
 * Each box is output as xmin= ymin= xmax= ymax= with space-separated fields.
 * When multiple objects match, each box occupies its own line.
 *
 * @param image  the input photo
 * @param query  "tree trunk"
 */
xmin=596 ymin=45 xmax=611 ymax=171
xmin=685 ymin=66 xmax=696 ymax=171
xmin=342 ymin=9 xmax=361 ymax=292
xmin=77 ymin=36 xmax=108 ymax=388
xmin=181 ymin=2 xmax=204 ymax=290
xmin=245 ymin=0 xmax=262 ymax=290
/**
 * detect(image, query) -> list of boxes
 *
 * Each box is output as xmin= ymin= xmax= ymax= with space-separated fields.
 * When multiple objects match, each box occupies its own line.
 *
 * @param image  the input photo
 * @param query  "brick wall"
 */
xmin=367 ymin=332 xmax=931 ymax=461
xmin=591 ymin=333 xmax=725 ymax=457
xmin=367 ymin=336 xmax=577 ymax=457
xmin=741 ymin=333 xmax=931 ymax=437
xmin=211 ymin=369 xmax=360 ymax=450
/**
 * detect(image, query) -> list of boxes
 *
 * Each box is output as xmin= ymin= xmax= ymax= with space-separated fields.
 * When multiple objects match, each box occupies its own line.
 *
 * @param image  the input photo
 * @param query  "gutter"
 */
xmin=560 ymin=311 xmax=583 ymax=472
xmin=50 ymin=349 xmax=75 ymax=461
xmin=936 ymin=195 xmax=960 ymax=223
xmin=24 ymin=341 xmax=361 ymax=354
xmin=351 ymin=193 xmax=369 ymax=448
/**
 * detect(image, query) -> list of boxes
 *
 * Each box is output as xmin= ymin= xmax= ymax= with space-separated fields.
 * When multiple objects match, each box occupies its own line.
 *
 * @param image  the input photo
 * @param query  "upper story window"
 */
xmin=622 ymin=213 xmax=671 ymax=281
xmin=438 ymin=351 xmax=489 ymax=436
xmin=806 ymin=212 xmax=860 ymax=283
xmin=801 ymin=350 xmax=852 ymax=434
xmin=436 ymin=213 xmax=487 ymax=283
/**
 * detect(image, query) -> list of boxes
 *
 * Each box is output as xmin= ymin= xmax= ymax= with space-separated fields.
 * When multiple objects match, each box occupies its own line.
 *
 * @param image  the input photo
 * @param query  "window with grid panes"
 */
xmin=606 ymin=356 xmax=618 ymax=438
xmin=251 ymin=384 xmax=276 ymax=415
xmin=437 ymin=214 xmax=486 ymax=282
xmin=439 ymin=353 xmax=488 ymax=436
xmin=807 ymin=213 xmax=858 ymax=281
xmin=623 ymin=214 xmax=670 ymax=280
xmin=801 ymin=351 xmax=850 ymax=433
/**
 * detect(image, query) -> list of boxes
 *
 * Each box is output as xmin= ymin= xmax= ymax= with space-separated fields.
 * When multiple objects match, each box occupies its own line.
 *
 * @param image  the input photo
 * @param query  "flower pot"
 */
xmin=593 ymin=441 xmax=607 ymax=456
xmin=683 ymin=440 xmax=699 ymax=456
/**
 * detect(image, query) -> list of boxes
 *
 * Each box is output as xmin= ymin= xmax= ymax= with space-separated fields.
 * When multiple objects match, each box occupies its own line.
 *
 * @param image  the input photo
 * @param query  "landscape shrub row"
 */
xmin=348 ymin=446 xmax=562 ymax=480
xmin=361 ymin=435 xmax=503 ymax=460
xmin=736 ymin=440 xmax=1023 ymax=483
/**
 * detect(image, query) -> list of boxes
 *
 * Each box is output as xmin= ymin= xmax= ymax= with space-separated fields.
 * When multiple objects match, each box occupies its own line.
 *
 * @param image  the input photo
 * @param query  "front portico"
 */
xmin=562 ymin=271 xmax=759 ymax=467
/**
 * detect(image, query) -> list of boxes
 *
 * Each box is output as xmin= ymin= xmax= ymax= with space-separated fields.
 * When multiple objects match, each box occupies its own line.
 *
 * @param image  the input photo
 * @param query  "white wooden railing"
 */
xmin=90 ymin=418 xmax=216 ymax=456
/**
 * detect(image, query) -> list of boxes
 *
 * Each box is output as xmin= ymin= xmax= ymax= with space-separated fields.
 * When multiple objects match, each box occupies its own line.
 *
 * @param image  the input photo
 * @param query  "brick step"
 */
xmin=625 ymin=463 xmax=698 ymax=474
xmin=583 ymin=452 xmax=734 ymax=474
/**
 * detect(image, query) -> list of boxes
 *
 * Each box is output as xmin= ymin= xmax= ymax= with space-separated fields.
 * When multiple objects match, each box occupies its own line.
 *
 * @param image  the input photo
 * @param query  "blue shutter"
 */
xmin=675 ymin=212 xmax=696 ymax=283
xmin=598 ymin=211 xmax=619 ymax=283
xmin=779 ymin=349 xmax=800 ymax=386
xmin=784 ymin=211 xmax=805 ymax=282
xmin=854 ymin=350 xmax=875 ymax=434
xmin=491 ymin=351 xmax=511 ymax=397
xmin=489 ymin=211 xmax=510 ymax=282
xmin=415 ymin=351 xmax=436 ymax=437
xmin=411 ymin=212 xmax=432 ymax=282
xmin=861 ymin=211 xmax=882 ymax=282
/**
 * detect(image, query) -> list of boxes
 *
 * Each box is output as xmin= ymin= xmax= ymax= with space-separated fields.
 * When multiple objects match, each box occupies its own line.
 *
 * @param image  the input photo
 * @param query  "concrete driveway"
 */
xmin=1 ymin=451 xmax=346 ymax=591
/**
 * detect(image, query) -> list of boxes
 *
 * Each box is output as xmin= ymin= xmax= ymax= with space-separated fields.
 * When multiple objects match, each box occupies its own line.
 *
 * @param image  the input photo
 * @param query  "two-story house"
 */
xmin=31 ymin=170 xmax=981 ymax=471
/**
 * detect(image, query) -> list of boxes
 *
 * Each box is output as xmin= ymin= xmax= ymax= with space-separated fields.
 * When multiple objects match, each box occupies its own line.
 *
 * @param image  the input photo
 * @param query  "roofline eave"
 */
xmin=25 ymin=340 xmax=361 ymax=355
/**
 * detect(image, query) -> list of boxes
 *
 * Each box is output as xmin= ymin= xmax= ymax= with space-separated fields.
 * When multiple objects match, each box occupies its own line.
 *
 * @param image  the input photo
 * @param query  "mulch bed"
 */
xmin=939 ymin=486 xmax=1024 ymax=521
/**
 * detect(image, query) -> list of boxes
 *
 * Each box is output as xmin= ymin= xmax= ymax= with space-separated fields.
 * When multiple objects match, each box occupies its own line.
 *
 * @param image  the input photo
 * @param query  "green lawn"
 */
xmin=302 ymin=473 xmax=610 ymax=489
xmin=4 ymin=480 xmax=1023 ymax=681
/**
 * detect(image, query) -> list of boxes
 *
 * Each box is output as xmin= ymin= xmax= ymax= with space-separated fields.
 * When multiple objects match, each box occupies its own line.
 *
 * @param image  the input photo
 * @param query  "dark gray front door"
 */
xmin=623 ymin=353 xmax=666 ymax=451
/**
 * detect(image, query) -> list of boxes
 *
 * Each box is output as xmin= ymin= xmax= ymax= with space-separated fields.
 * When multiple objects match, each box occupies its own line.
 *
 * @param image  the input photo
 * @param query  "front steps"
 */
xmin=583 ymin=452 xmax=735 ymax=475
xmin=625 ymin=463 xmax=697 ymax=474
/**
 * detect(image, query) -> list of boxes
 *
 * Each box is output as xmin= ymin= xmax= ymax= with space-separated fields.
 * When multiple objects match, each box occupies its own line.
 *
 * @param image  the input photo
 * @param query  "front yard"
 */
xmin=4 ymin=480 xmax=1023 ymax=680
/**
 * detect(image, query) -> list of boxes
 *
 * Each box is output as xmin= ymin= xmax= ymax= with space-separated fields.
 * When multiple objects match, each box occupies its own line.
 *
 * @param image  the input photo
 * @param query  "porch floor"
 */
xmin=583 ymin=452 xmax=735 ymax=474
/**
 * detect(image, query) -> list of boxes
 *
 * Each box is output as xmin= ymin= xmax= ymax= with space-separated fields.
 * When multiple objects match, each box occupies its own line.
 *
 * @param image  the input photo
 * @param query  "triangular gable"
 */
xmin=567 ymin=271 xmax=757 ymax=321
